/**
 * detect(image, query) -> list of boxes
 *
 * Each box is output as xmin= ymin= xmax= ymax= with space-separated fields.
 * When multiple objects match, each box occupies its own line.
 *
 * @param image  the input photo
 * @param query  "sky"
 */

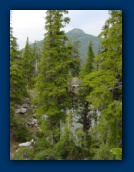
xmin=11 ymin=10 xmax=109 ymax=49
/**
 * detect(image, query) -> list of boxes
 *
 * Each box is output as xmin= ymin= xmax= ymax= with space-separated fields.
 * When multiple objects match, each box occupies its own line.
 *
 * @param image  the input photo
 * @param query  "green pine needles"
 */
xmin=35 ymin=10 xmax=79 ymax=144
xmin=10 ymin=10 xmax=122 ymax=160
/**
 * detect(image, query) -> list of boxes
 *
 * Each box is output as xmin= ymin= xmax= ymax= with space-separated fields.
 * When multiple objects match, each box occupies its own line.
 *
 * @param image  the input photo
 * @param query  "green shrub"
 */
xmin=92 ymin=144 xmax=114 ymax=160
xmin=33 ymin=148 xmax=57 ymax=160
xmin=13 ymin=147 xmax=33 ymax=160
xmin=36 ymin=131 xmax=45 ymax=138
xmin=110 ymin=148 xmax=122 ymax=160
xmin=10 ymin=104 xmax=31 ymax=142
xmin=13 ymin=123 xmax=31 ymax=142
xmin=10 ymin=105 xmax=17 ymax=128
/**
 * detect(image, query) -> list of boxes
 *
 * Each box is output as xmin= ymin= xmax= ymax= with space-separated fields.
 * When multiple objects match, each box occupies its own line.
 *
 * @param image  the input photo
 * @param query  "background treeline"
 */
xmin=10 ymin=10 xmax=122 ymax=160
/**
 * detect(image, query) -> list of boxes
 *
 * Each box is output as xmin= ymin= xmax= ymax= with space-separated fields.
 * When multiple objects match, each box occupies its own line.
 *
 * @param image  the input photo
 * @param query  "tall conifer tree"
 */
xmin=84 ymin=10 xmax=122 ymax=159
xmin=35 ymin=10 xmax=75 ymax=144
xmin=10 ymin=11 xmax=27 ymax=103
xmin=68 ymin=40 xmax=80 ymax=77
xmin=77 ymin=42 xmax=95 ymax=132
xmin=32 ymin=41 xmax=42 ymax=77
xmin=22 ymin=37 xmax=34 ymax=88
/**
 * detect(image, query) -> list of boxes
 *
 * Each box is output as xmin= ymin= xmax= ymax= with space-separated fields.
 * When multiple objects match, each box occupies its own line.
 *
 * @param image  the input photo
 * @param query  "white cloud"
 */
xmin=11 ymin=10 xmax=109 ymax=49
xmin=12 ymin=10 xmax=46 ymax=49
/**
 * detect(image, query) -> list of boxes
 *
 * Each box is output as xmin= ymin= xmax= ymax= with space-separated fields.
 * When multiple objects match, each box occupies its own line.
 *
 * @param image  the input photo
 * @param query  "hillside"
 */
xmin=30 ymin=28 xmax=101 ymax=64
xmin=66 ymin=28 xmax=101 ymax=64
xmin=11 ymin=10 xmax=122 ymax=160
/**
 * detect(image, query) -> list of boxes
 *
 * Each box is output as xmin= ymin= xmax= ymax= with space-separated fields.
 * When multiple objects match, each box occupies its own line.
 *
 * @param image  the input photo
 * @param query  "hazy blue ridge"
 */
xmin=66 ymin=28 xmax=101 ymax=64
xmin=26 ymin=28 xmax=101 ymax=65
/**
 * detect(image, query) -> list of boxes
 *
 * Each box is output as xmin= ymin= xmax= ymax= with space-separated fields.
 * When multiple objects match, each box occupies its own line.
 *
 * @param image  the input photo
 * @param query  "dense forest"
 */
xmin=10 ymin=10 xmax=122 ymax=160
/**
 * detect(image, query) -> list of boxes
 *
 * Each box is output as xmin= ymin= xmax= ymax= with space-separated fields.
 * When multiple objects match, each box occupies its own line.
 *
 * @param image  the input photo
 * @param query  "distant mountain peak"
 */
xmin=67 ymin=28 xmax=85 ymax=34
xmin=27 ymin=28 xmax=101 ymax=65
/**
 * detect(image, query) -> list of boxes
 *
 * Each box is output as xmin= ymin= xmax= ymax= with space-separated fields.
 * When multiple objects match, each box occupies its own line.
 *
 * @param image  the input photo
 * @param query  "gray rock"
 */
xmin=33 ymin=114 xmax=36 ymax=118
xmin=27 ymin=121 xmax=34 ymax=127
xmin=42 ymin=114 xmax=48 ymax=121
xmin=19 ymin=108 xmax=27 ymax=114
xmin=32 ymin=119 xmax=37 ymax=124
xmin=25 ymin=98 xmax=30 ymax=102
xmin=22 ymin=103 xmax=29 ymax=108
xmin=27 ymin=122 xmax=30 ymax=126
xmin=31 ymin=105 xmax=37 ymax=109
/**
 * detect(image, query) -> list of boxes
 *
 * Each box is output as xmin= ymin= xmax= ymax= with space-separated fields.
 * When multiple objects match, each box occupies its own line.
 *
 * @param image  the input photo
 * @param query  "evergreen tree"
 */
xmin=10 ymin=11 xmax=27 ymax=103
xmin=32 ymin=41 xmax=42 ymax=77
xmin=10 ymin=11 xmax=13 ymax=48
xmin=35 ymin=10 xmax=74 ymax=144
xmin=84 ymin=10 xmax=122 ymax=159
xmin=10 ymin=11 xmax=28 ymax=146
xmin=22 ymin=37 xmax=34 ymax=88
xmin=68 ymin=40 xmax=80 ymax=77
xmin=10 ymin=10 xmax=122 ymax=160
xmin=81 ymin=42 xmax=95 ymax=76
xmin=76 ymin=42 xmax=95 ymax=133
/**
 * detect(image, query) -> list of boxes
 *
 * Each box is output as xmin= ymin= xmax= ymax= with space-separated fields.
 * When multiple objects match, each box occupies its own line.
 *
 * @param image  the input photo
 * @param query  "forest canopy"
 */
xmin=10 ymin=10 xmax=122 ymax=160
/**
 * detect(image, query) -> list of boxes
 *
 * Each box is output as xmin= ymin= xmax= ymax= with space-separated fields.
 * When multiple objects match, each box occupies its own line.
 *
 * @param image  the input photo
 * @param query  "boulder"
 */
xmin=42 ymin=114 xmax=48 ymax=121
xmin=33 ymin=114 xmax=36 ymax=118
xmin=25 ymin=98 xmax=30 ymax=102
xmin=32 ymin=119 xmax=37 ymax=124
xmin=31 ymin=105 xmax=37 ymax=109
xmin=27 ymin=121 xmax=34 ymax=127
xmin=22 ymin=103 xmax=29 ymax=108
xmin=19 ymin=107 xmax=27 ymax=114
